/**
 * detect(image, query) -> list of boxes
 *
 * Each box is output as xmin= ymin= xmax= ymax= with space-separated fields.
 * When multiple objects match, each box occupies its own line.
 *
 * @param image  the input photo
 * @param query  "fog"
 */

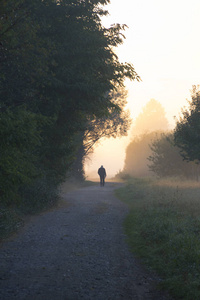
xmin=85 ymin=136 xmax=129 ymax=179
xmin=86 ymin=0 xmax=200 ymax=180
xmin=85 ymin=99 xmax=170 ymax=179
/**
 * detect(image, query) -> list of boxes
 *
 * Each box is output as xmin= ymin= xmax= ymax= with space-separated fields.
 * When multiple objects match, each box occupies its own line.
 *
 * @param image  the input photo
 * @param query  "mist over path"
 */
xmin=0 ymin=183 xmax=171 ymax=299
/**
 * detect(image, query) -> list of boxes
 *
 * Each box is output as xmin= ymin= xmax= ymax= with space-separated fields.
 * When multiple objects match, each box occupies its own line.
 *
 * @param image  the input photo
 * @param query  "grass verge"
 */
xmin=0 ymin=179 xmax=96 ymax=243
xmin=0 ymin=208 xmax=24 ymax=242
xmin=116 ymin=177 xmax=200 ymax=300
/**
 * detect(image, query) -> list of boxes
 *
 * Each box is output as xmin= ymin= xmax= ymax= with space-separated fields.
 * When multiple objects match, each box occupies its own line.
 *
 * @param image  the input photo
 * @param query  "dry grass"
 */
xmin=152 ymin=178 xmax=200 ymax=217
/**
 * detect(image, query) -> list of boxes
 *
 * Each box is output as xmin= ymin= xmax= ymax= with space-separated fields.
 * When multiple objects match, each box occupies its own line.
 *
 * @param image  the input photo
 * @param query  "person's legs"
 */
xmin=102 ymin=177 xmax=105 ymax=186
xmin=100 ymin=176 xmax=103 ymax=186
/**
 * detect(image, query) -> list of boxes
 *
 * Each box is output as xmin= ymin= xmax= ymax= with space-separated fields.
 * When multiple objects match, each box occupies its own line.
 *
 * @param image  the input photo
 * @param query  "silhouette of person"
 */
xmin=98 ymin=165 xmax=106 ymax=186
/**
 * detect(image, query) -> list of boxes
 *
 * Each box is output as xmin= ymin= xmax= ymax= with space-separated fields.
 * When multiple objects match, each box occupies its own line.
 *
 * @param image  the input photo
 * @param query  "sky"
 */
xmin=85 ymin=0 xmax=200 ymax=178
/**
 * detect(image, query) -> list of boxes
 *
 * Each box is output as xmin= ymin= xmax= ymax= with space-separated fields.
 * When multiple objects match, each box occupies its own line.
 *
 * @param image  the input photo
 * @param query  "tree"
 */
xmin=71 ymin=88 xmax=131 ymax=180
xmin=174 ymin=85 xmax=200 ymax=162
xmin=0 ymin=108 xmax=48 ymax=204
xmin=131 ymin=99 xmax=169 ymax=136
xmin=122 ymin=99 xmax=169 ymax=177
xmin=0 ymin=0 xmax=49 ymax=204
xmin=0 ymin=0 xmax=139 ymax=206
xmin=0 ymin=0 xmax=49 ymax=111
xmin=31 ymin=0 xmax=139 ymax=181
xmin=148 ymin=132 xmax=200 ymax=179
xmin=123 ymin=132 xmax=162 ymax=177
xmin=83 ymin=88 xmax=130 ymax=154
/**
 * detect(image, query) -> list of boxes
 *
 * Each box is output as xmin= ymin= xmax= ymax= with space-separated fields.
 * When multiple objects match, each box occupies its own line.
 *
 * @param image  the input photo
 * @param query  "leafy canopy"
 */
xmin=174 ymin=85 xmax=200 ymax=162
xmin=0 ymin=0 xmax=139 ymax=205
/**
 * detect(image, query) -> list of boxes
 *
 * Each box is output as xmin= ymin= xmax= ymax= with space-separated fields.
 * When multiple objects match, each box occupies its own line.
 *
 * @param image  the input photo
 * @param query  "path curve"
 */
xmin=0 ymin=182 xmax=171 ymax=299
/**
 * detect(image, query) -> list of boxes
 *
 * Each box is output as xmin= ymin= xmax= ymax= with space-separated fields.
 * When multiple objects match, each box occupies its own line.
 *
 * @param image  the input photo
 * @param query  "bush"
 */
xmin=18 ymin=177 xmax=60 ymax=214
xmin=0 ymin=208 xmax=23 ymax=241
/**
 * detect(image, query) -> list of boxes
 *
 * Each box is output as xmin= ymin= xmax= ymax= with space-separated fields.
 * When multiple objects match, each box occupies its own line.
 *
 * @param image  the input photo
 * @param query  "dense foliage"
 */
xmin=174 ymin=85 xmax=200 ymax=163
xmin=0 ymin=0 xmax=139 ymax=209
xmin=148 ymin=132 xmax=200 ymax=179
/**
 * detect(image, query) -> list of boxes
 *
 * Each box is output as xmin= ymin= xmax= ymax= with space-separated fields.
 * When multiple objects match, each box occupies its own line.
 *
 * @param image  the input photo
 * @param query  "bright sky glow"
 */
xmin=85 ymin=0 xmax=200 ymax=178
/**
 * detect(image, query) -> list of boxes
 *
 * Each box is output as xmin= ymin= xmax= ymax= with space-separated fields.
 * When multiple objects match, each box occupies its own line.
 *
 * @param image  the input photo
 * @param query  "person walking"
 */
xmin=98 ymin=165 xmax=106 ymax=186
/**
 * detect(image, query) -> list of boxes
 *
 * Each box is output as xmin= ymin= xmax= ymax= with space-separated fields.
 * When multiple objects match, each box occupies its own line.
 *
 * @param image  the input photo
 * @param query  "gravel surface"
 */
xmin=0 ymin=182 xmax=172 ymax=300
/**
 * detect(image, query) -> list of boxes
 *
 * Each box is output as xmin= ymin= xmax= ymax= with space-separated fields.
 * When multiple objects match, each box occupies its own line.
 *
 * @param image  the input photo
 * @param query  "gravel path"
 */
xmin=0 ymin=182 xmax=172 ymax=300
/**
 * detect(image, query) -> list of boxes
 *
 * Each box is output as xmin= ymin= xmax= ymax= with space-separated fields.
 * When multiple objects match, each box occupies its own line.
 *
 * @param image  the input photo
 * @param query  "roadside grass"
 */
xmin=116 ymin=177 xmax=200 ymax=299
xmin=0 ymin=179 xmax=96 ymax=243
xmin=0 ymin=208 xmax=24 ymax=242
xmin=60 ymin=179 xmax=96 ymax=194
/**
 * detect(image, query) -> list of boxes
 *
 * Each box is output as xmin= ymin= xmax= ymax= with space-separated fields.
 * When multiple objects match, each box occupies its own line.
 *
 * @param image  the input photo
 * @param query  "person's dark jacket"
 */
xmin=98 ymin=167 xmax=106 ymax=178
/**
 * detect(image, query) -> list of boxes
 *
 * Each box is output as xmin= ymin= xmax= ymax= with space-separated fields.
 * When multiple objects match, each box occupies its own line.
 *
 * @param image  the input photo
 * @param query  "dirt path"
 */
xmin=0 ymin=182 xmax=171 ymax=300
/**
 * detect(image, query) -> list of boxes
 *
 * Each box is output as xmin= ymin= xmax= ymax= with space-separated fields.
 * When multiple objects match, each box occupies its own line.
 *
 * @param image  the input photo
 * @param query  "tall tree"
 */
xmin=0 ymin=0 xmax=49 ymax=204
xmin=122 ymin=99 xmax=168 ymax=177
xmin=31 ymin=0 xmax=139 ymax=181
xmin=174 ymin=85 xmax=200 ymax=162
xmin=131 ymin=99 xmax=169 ymax=136
xmin=0 ymin=0 xmax=139 ymax=206
xmin=0 ymin=0 xmax=49 ymax=111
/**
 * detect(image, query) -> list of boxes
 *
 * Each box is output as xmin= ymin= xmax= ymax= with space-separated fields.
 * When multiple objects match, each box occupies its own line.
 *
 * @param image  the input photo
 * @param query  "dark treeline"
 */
xmin=120 ymin=90 xmax=200 ymax=180
xmin=0 ymin=0 xmax=139 ymax=211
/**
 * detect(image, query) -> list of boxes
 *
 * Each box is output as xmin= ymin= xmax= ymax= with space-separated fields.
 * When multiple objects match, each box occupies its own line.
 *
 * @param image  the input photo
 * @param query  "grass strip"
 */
xmin=116 ymin=177 xmax=200 ymax=299
xmin=1 ymin=179 xmax=96 ymax=242
xmin=0 ymin=208 xmax=24 ymax=242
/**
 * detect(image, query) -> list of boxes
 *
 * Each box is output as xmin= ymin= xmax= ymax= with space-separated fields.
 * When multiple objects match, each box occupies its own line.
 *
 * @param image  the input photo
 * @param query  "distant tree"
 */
xmin=174 ymin=85 xmax=200 ymax=162
xmin=148 ymin=132 xmax=200 ymax=179
xmin=123 ymin=132 xmax=162 ymax=177
xmin=131 ymin=99 xmax=169 ymax=136
xmin=122 ymin=99 xmax=169 ymax=177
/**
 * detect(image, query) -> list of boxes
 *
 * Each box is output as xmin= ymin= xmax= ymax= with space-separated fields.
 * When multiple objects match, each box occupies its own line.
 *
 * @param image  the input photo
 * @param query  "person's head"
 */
xmin=101 ymin=165 xmax=103 ymax=168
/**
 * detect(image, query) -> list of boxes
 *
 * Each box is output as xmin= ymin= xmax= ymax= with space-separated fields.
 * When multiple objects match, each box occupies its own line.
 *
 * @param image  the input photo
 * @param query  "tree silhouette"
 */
xmin=148 ymin=132 xmax=200 ymax=179
xmin=132 ymin=99 xmax=169 ymax=136
xmin=72 ymin=88 xmax=131 ymax=179
xmin=174 ymin=85 xmax=200 ymax=163
xmin=0 ymin=0 xmax=139 ymax=206
xmin=122 ymin=99 xmax=169 ymax=177
xmin=123 ymin=132 xmax=161 ymax=177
